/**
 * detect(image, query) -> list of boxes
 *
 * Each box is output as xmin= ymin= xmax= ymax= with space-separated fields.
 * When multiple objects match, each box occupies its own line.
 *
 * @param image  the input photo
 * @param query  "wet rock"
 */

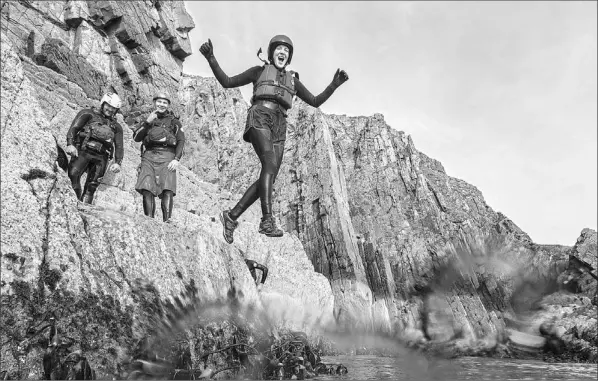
xmin=558 ymin=228 xmax=597 ymax=298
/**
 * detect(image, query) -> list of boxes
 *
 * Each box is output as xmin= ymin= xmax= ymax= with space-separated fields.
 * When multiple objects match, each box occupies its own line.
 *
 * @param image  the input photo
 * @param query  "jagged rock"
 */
xmin=500 ymin=230 xmax=597 ymax=363
xmin=1 ymin=0 xmax=71 ymax=57
xmin=177 ymin=71 xmax=586 ymax=355
xmin=559 ymin=228 xmax=597 ymax=298
xmin=73 ymin=20 xmax=111 ymax=76
xmin=2 ymin=1 xmax=596 ymax=377
xmin=153 ymin=0 xmax=195 ymax=59
xmin=33 ymin=37 xmax=108 ymax=100
xmin=0 ymin=11 xmax=333 ymax=378
xmin=1 ymin=0 xmax=192 ymax=113
xmin=64 ymin=0 xmax=89 ymax=28
xmin=201 ymin=100 xmax=565 ymax=339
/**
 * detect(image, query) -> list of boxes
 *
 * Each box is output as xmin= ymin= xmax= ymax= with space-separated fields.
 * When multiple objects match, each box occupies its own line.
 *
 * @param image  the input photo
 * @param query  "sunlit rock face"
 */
xmin=200 ymin=95 xmax=574 ymax=341
xmin=1 ymin=2 xmax=333 ymax=379
xmin=2 ymin=2 xmax=595 ymax=378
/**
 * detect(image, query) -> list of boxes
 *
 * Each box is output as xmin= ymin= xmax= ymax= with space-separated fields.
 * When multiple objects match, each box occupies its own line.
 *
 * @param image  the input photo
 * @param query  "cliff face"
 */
xmin=1 ymin=1 xmax=333 ymax=379
xmin=2 ymin=1 xmax=596 ymax=378
xmin=197 ymin=99 xmax=572 ymax=339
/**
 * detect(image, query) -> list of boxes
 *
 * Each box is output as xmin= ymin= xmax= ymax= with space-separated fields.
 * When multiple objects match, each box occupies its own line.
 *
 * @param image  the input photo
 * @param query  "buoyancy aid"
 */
xmin=252 ymin=65 xmax=297 ymax=109
xmin=143 ymin=111 xmax=179 ymax=148
xmin=77 ymin=110 xmax=117 ymax=157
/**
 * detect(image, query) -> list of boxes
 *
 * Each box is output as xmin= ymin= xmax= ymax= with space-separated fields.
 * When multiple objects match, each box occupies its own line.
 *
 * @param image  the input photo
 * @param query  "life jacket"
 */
xmin=76 ymin=110 xmax=116 ymax=157
xmin=252 ymin=64 xmax=297 ymax=109
xmin=142 ymin=111 xmax=179 ymax=150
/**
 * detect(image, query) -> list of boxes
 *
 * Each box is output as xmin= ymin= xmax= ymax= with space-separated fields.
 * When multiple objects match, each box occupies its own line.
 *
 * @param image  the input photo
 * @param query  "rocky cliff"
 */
xmin=1 ymin=1 xmax=333 ymax=379
xmin=1 ymin=1 xmax=596 ymax=379
xmin=180 ymin=76 xmax=596 ymax=359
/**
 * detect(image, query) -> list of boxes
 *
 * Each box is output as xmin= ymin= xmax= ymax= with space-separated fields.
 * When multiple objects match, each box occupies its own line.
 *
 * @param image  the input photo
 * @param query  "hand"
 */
xmin=332 ymin=68 xmax=349 ymax=87
xmin=65 ymin=145 xmax=78 ymax=157
xmin=115 ymin=113 xmax=125 ymax=124
xmin=167 ymin=159 xmax=180 ymax=171
xmin=199 ymin=38 xmax=214 ymax=59
xmin=146 ymin=111 xmax=158 ymax=124
xmin=110 ymin=163 xmax=121 ymax=173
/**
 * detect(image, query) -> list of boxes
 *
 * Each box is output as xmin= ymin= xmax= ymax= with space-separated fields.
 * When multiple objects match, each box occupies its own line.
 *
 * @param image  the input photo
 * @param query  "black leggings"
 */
xmin=230 ymin=127 xmax=284 ymax=220
xmin=68 ymin=149 xmax=108 ymax=203
xmin=142 ymin=190 xmax=174 ymax=222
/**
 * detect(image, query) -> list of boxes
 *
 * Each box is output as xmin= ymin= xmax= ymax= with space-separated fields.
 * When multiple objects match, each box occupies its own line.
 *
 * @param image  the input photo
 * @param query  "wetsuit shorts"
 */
xmin=243 ymin=104 xmax=287 ymax=145
xmin=135 ymin=148 xmax=177 ymax=197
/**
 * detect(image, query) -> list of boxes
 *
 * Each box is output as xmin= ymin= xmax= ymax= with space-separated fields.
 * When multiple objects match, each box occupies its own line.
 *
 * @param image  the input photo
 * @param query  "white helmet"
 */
xmin=100 ymin=93 xmax=122 ymax=109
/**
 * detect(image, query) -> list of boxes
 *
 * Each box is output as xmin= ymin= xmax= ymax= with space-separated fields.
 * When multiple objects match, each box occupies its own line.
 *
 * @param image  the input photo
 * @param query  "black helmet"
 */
xmin=268 ymin=34 xmax=293 ymax=65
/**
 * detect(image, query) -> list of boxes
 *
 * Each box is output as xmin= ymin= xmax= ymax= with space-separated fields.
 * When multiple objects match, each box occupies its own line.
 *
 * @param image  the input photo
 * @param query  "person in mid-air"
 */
xmin=65 ymin=93 xmax=124 ymax=204
xmin=199 ymin=34 xmax=349 ymax=243
xmin=133 ymin=93 xmax=186 ymax=223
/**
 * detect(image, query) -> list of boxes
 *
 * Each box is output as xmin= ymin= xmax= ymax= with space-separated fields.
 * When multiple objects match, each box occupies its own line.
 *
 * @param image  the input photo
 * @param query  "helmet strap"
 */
xmin=256 ymin=47 xmax=270 ymax=65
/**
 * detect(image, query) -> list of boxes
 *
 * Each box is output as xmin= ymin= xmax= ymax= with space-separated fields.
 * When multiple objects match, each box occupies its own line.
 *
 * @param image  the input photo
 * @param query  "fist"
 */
xmin=65 ymin=145 xmax=78 ymax=157
xmin=199 ymin=39 xmax=214 ymax=59
xmin=167 ymin=159 xmax=180 ymax=171
xmin=333 ymin=69 xmax=349 ymax=87
xmin=110 ymin=163 xmax=121 ymax=173
xmin=146 ymin=111 xmax=157 ymax=124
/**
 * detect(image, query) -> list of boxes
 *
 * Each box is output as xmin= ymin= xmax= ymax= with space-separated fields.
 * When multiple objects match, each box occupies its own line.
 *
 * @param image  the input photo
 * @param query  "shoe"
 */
xmin=258 ymin=216 xmax=284 ymax=237
xmin=220 ymin=210 xmax=238 ymax=244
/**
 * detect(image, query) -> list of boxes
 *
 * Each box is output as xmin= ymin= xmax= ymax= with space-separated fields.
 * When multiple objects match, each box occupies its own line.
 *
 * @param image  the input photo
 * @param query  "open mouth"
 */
xmin=276 ymin=55 xmax=286 ymax=65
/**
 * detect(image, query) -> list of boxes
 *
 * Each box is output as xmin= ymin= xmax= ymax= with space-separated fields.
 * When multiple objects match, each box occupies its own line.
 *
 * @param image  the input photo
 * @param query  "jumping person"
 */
xmin=66 ymin=93 xmax=124 ymax=204
xmin=199 ymin=35 xmax=349 ymax=243
xmin=133 ymin=93 xmax=186 ymax=223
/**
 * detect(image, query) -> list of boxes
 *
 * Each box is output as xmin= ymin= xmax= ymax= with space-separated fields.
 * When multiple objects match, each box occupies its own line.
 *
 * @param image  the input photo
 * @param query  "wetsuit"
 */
xmin=66 ymin=109 xmax=124 ymax=203
xmin=206 ymin=56 xmax=339 ymax=221
xmin=133 ymin=110 xmax=185 ymax=221
xmin=245 ymin=259 xmax=269 ymax=285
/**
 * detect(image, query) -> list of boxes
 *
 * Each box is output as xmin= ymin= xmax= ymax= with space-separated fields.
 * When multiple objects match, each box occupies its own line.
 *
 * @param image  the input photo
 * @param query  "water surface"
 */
xmin=319 ymin=355 xmax=597 ymax=380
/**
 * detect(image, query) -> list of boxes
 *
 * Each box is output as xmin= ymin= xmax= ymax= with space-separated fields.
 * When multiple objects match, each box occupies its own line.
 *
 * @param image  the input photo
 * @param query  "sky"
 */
xmin=182 ymin=1 xmax=597 ymax=246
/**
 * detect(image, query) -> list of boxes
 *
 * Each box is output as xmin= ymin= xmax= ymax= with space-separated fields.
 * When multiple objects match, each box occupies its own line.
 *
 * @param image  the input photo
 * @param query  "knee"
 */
xmin=68 ymin=166 xmax=81 ymax=180
xmin=87 ymin=181 xmax=100 ymax=193
xmin=261 ymin=151 xmax=278 ymax=175
xmin=272 ymin=165 xmax=282 ymax=184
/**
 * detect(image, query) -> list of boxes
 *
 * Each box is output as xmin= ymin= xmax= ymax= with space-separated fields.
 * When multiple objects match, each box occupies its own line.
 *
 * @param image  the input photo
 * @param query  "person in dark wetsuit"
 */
xmin=133 ymin=93 xmax=186 ymax=223
xmin=199 ymin=34 xmax=349 ymax=243
xmin=65 ymin=93 xmax=124 ymax=204
xmin=245 ymin=259 xmax=269 ymax=291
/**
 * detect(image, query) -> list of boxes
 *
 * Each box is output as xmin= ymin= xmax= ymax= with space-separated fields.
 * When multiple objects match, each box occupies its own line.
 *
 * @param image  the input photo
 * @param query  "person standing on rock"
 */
xmin=199 ymin=35 xmax=349 ymax=243
xmin=65 ymin=92 xmax=124 ymax=204
xmin=133 ymin=93 xmax=186 ymax=223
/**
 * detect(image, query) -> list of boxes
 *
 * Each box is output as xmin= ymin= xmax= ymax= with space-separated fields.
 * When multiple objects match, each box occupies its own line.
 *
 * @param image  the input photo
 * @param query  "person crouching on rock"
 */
xmin=199 ymin=34 xmax=349 ymax=243
xmin=65 ymin=92 xmax=124 ymax=204
xmin=133 ymin=93 xmax=186 ymax=223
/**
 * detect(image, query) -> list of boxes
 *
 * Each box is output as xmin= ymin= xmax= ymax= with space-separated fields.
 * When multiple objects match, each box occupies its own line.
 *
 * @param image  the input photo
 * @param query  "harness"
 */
xmin=140 ymin=112 xmax=180 ymax=156
xmin=77 ymin=111 xmax=116 ymax=159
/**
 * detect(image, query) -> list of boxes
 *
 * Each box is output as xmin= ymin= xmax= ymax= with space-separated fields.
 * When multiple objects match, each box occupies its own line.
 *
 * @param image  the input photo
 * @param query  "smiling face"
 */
xmin=154 ymin=98 xmax=170 ymax=114
xmin=102 ymin=103 xmax=117 ymax=118
xmin=272 ymin=44 xmax=290 ymax=69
